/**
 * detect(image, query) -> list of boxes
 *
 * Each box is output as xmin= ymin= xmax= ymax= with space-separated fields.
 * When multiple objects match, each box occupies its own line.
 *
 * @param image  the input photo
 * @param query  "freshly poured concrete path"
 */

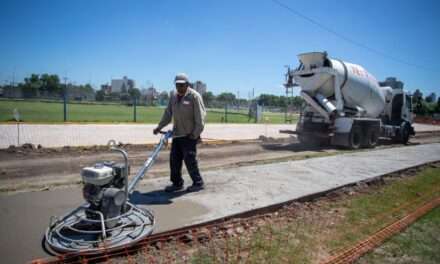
xmin=0 ymin=123 xmax=295 ymax=148
xmin=1 ymin=123 xmax=439 ymax=148
xmin=1 ymin=143 xmax=440 ymax=263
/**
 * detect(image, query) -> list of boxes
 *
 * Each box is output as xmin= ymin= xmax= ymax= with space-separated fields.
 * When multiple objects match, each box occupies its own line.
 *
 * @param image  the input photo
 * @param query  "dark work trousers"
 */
xmin=170 ymin=136 xmax=203 ymax=186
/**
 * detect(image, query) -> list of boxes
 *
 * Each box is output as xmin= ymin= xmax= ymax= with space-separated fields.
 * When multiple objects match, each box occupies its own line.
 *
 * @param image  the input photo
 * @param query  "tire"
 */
xmin=400 ymin=122 xmax=410 ymax=145
xmin=365 ymin=127 xmax=379 ymax=148
xmin=349 ymin=126 xmax=362 ymax=149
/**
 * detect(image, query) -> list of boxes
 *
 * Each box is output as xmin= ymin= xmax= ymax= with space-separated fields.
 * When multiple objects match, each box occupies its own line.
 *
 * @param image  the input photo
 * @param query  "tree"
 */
xmin=158 ymin=91 xmax=169 ymax=105
xmin=75 ymin=84 xmax=95 ymax=100
xmin=128 ymin=87 xmax=141 ymax=100
xmin=246 ymin=94 xmax=304 ymax=109
xmin=83 ymin=84 xmax=94 ymax=93
xmin=40 ymin=73 xmax=61 ymax=96
xmin=436 ymin=97 xmax=440 ymax=113
xmin=96 ymin=90 xmax=105 ymax=101
xmin=291 ymin=96 xmax=305 ymax=109
xmin=411 ymin=89 xmax=425 ymax=115
xmin=202 ymin=91 xmax=215 ymax=107
xmin=257 ymin=94 xmax=286 ymax=107
xmin=217 ymin=92 xmax=236 ymax=103
xmin=20 ymin=73 xmax=63 ymax=98
xmin=413 ymin=89 xmax=423 ymax=103
xmin=39 ymin=73 xmax=50 ymax=95
xmin=425 ymin=92 xmax=437 ymax=103
xmin=22 ymin=74 xmax=41 ymax=98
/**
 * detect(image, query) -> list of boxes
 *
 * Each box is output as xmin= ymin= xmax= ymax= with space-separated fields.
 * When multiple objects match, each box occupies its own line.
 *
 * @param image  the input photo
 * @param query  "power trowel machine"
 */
xmin=44 ymin=131 xmax=172 ymax=254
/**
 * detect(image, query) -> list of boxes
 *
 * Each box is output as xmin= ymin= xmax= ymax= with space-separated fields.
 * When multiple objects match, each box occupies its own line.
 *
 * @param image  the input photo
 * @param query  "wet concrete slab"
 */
xmin=1 ymin=143 xmax=440 ymax=263
xmin=0 ymin=188 xmax=210 ymax=264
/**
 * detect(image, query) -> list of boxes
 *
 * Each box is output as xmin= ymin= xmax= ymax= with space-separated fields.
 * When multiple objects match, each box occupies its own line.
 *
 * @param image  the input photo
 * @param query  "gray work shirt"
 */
xmin=157 ymin=88 xmax=206 ymax=138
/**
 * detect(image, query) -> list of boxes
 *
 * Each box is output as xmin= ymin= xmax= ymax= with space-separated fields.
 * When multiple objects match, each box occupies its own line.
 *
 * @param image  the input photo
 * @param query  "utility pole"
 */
xmin=284 ymin=84 xmax=288 ymax=123
xmin=12 ymin=67 xmax=16 ymax=88
xmin=13 ymin=108 xmax=20 ymax=146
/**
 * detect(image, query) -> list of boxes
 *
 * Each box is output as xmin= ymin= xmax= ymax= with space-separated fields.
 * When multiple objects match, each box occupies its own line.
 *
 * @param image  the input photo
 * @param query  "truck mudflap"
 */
xmin=410 ymin=125 xmax=416 ymax=136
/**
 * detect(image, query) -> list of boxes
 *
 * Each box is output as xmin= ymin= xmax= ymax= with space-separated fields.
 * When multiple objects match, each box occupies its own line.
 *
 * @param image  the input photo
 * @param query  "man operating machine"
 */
xmin=154 ymin=73 xmax=207 ymax=192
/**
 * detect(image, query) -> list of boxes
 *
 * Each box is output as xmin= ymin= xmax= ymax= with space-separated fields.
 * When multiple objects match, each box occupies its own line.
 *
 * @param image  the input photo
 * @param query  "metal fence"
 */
xmin=0 ymin=98 xmax=294 ymax=124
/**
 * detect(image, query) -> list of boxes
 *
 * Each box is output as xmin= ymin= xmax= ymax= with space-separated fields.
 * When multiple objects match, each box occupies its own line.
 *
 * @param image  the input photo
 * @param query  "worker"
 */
xmin=153 ymin=73 xmax=206 ymax=192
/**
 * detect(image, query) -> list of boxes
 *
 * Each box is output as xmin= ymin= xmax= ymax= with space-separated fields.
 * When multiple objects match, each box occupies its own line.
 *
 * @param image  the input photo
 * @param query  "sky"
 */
xmin=0 ymin=0 xmax=439 ymax=97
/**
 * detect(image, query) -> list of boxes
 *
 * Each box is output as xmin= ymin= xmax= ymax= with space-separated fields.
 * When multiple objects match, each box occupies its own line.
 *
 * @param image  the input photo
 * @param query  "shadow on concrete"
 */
xmin=261 ymin=139 xmax=420 ymax=152
xmin=261 ymin=142 xmax=331 ymax=152
xmin=378 ymin=138 xmax=420 ymax=146
xmin=130 ymin=189 xmax=188 ymax=205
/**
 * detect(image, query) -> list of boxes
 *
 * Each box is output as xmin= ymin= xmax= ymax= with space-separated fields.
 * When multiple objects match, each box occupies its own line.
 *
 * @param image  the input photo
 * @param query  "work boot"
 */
xmin=186 ymin=182 xmax=204 ymax=192
xmin=164 ymin=183 xmax=184 ymax=193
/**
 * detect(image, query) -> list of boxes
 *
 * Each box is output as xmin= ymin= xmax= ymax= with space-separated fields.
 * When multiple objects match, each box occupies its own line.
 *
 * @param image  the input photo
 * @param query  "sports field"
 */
xmin=0 ymin=99 xmax=296 ymax=124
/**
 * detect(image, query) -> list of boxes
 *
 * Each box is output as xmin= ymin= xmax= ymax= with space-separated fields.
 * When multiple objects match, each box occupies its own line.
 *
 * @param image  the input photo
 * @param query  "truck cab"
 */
xmin=380 ymin=86 xmax=415 ymax=142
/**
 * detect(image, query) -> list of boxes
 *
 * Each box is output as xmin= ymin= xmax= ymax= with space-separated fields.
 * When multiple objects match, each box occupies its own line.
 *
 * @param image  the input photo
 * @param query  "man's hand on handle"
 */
xmin=153 ymin=127 xmax=161 ymax=135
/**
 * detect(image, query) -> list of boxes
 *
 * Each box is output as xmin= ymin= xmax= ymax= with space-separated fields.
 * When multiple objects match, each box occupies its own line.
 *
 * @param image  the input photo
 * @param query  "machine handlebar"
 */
xmin=158 ymin=130 xmax=173 ymax=140
xmin=127 ymin=130 xmax=173 ymax=193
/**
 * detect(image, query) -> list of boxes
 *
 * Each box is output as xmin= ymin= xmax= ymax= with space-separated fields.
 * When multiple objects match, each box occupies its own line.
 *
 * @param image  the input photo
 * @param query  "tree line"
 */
xmin=1 ymin=73 xmax=94 ymax=100
xmin=0 ymin=73 xmax=310 ymax=111
xmin=412 ymin=89 xmax=440 ymax=115
xmin=199 ymin=92 xmax=304 ymax=110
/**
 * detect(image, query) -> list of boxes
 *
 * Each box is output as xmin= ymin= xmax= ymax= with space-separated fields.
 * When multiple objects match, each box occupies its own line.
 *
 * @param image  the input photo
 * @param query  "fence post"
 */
xmin=63 ymin=78 xmax=68 ymax=122
xmin=13 ymin=108 xmax=20 ymax=146
xmin=224 ymin=104 xmax=228 ymax=123
xmin=133 ymin=97 xmax=137 ymax=122
xmin=63 ymin=93 xmax=67 ymax=122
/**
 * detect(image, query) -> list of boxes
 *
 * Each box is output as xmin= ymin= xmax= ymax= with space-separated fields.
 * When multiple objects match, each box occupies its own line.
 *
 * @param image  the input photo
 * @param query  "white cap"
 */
xmin=174 ymin=73 xmax=189 ymax=84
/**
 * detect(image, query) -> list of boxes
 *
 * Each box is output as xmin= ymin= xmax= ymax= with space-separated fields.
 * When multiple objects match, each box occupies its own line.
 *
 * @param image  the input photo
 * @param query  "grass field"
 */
xmin=358 ymin=207 xmax=440 ymax=264
xmin=0 ymin=99 xmax=296 ymax=124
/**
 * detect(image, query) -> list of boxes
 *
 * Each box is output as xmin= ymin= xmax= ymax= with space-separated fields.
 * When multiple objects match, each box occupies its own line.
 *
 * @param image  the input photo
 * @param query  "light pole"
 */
xmin=12 ymin=67 xmax=16 ymax=88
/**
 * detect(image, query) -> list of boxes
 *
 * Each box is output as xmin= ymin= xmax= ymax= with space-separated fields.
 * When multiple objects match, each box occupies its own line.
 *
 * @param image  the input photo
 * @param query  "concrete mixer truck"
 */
xmin=283 ymin=51 xmax=414 ymax=149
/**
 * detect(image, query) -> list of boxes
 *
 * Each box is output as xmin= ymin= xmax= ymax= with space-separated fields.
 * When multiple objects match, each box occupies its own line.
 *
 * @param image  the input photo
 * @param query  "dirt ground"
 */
xmin=414 ymin=116 xmax=440 ymax=126
xmin=1 ymin=131 xmax=440 ymax=194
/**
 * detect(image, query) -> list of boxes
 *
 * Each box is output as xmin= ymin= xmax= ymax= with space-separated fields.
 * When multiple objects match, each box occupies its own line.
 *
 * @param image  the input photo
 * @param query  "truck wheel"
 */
xmin=349 ymin=126 xmax=362 ymax=149
xmin=400 ymin=122 xmax=410 ymax=145
xmin=365 ymin=127 xmax=379 ymax=148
